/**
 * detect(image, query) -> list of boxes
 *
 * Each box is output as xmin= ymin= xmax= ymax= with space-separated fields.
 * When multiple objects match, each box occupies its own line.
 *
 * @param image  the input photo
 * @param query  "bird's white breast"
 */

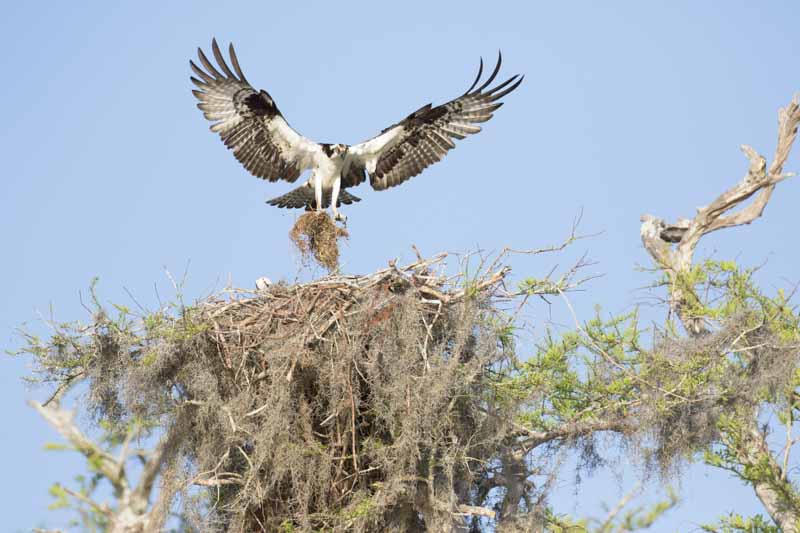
xmin=309 ymin=155 xmax=345 ymax=190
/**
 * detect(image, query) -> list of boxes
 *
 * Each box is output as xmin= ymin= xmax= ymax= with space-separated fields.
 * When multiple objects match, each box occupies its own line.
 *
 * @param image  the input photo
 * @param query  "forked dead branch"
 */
xmin=641 ymin=94 xmax=800 ymax=335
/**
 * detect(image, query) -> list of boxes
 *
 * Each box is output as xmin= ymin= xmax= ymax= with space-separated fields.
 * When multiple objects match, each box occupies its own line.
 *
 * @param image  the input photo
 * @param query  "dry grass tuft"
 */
xmin=290 ymin=211 xmax=349 ymax=271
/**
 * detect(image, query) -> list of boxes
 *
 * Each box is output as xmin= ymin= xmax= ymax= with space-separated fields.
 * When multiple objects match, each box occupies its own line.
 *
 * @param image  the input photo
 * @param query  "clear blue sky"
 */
xmin=1 ymin=1 xmax=798 ymax=530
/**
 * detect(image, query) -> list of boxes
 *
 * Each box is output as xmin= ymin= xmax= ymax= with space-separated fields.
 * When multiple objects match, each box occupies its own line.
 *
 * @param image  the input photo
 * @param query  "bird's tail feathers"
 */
xmin=267 ymin=186 xmax=361 ymax=209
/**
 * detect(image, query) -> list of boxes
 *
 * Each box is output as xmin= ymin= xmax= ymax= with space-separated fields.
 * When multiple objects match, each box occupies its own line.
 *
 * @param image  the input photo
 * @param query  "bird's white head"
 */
xmin=322 ymin=143 xmax=349 ymax=159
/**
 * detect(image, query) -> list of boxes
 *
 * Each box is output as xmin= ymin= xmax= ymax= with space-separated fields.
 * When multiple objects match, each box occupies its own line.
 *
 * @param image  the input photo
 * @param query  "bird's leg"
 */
xmin=314 ymin=176 xmax=323 ymax=214
xmin=331 ymin=177 xmax=346 ymax=223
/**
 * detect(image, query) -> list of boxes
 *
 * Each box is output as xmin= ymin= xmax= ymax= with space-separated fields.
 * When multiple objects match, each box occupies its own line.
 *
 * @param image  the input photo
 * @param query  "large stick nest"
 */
xmin=94 ymin=255 xmax=514 ymax=532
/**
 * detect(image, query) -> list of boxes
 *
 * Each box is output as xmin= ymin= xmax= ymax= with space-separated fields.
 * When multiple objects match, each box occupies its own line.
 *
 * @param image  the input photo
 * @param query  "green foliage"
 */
xmin=43 ymin=442 xmax=71 ymax=451
xmin=338 ymin=494 xmax=376 ymax=523
xmin=600 ymin=489 xmax=678 ymax=532
xmin=47 ymin=474 xmax=108 ymax=532
xmin=518 ymin=276 xmax=565 ymax=296
xmin=701 ymin=512 xmax=781 ymax=533
xmin=47 ymin=483 xmax=70 ymax=510
xmin=15 ymin=256 xmax=800 ymax=531
xmin=673 ymin=260 xmax=800 ymax=339
xmin=610 ymin=490 xmax=678 ymax=531
xmin=491 ymin=307 xmax=645 ymax=444
xmin=543 ymin=489 xmax=677 ymax=532
xmin=495 ymin=258 xmax=800 ymax=518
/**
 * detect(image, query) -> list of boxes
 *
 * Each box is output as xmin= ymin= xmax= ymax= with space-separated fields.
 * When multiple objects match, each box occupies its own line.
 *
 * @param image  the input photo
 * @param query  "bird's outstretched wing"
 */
xmin=191 ymin=39 xmax=321 ymax=182
xmin=345 ymin=53 xmax=523 ymax=191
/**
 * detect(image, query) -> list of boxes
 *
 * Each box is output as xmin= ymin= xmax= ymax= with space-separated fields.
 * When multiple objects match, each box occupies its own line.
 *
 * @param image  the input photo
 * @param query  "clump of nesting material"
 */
xmin=289 ymin=211 xmax=349 ymax=271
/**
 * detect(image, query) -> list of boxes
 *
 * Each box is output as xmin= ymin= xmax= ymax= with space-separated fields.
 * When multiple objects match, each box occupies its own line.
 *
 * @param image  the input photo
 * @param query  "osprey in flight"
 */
xmin=191 ymin=39 xmax=523 ymax=222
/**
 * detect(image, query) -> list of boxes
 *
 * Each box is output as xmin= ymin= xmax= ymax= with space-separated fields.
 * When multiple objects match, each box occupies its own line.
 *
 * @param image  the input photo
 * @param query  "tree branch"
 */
xmin=455 ymin=504 xmax=496 ymax=519
xmin=497 ymin=449 xmax=528 ymax=524
xmin=731 ymin=418 xmax=800 ymax=533
xmin=30 ymin=400 xmax=129 ymax=497
xmin=599 ymin=483 xmax=641 ymax=531
xmin=516 ymin=419 xmax=633 ymax=449
xmin=30 ymin=397 xmax=182 ymax=532
xmin=639 ymin=93 xmax=800 ymax=531
xmin=640 ymin=94 xmax=800 ymax=335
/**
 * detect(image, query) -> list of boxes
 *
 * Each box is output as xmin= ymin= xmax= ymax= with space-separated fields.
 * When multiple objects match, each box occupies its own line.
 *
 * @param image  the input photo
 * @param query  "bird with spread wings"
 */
xmin=191 ymin=39 xmax=523 ymax=222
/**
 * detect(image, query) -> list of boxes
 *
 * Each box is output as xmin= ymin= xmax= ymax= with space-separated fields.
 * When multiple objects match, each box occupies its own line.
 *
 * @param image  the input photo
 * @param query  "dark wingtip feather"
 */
xmin=463 ymin=57 xmax=484 ymax=95
xmin=190 ymin=60 xmax=213 ymax=83
xmin=473 ymin=52 xmax=503 ymax=94
xmin=228 ymin=42 xmax=250 ymax=85
xmin=211 ymin=39 xmax=237 ymax=80
xmin=197 ymin=45 xmax=223 ymax=79
xmin=189 ymin=76 xmax=207 ymax=89
xmin=491 ymin=74 xmax=524 ymax=100
xmin=485 ymin=74 xmax=519 ymax=96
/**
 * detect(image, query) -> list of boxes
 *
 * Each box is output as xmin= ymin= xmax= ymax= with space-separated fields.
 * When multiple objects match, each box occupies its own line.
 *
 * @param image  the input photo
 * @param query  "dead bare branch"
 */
xmin=640 ymin=94 xmax=800 ymax=335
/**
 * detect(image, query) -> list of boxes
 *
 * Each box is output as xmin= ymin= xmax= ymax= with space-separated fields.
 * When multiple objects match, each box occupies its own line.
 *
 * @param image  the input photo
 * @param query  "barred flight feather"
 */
xmin=346 ymin=52 xmax=523 ymax=191
xmin=191 ymin=39 xmax=320 ymax=183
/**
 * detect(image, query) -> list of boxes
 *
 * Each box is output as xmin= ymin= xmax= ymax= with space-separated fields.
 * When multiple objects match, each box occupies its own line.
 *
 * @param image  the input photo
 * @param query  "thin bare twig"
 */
xmin=599 ymin=483 xmax=642 ymax=531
